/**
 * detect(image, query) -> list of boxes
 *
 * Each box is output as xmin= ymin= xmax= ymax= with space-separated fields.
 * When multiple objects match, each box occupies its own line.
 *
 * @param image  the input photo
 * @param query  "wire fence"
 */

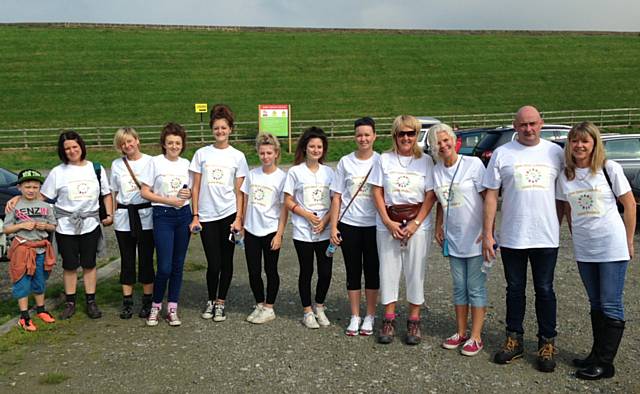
xmin=0 ymin=107 xmax=638 ymax=150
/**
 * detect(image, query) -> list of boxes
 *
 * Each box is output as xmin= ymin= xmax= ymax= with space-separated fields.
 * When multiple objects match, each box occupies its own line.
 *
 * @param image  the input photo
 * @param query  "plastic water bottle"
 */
xmin=232 ymin=230 xmax=245 ymax=249
xmin=311 ymin=212 xmax=319 ymax=241
xmin=325 ymin=233 xmax=341 ymax=257
xmin=481 ymin=243 xmax=499 ymax=274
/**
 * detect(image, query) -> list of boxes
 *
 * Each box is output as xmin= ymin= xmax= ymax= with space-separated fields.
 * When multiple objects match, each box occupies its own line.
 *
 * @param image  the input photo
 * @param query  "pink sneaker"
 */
xmin=461 ymin=338 xmax=484 ymax=356
xmin=442 ymin=333 xmax=469 ymax=349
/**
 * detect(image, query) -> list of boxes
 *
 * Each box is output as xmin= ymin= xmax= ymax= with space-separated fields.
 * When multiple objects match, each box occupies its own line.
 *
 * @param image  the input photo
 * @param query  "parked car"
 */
xmin=416 ymin=116 xmax=441 ymax=151
xmin=0 ymin=167 xmax=19 ymax=261
xmin=455 ymin=127 xmax=496 ymax=156
xmin=472 ymin=124 xmax=572 ymax=165
xmin=0 ymin=167 xmax=19 ymax=221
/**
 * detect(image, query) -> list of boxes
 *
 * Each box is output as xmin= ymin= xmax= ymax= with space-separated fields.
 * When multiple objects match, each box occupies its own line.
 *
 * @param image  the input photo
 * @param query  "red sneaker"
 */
xmin=36 ymin=311 xmax=56 ymax=324
xmin=461 ymin=338 xmax=484 ymax=356
xmin=442 ymin=333 xmax=469 ymax=349
xmin=18 ymin=317 xmax=37 ymax=332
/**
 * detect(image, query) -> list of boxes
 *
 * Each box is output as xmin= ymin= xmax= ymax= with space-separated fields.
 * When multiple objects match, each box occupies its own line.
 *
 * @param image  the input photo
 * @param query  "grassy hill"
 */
xmin=1 ymin=25 xmax=639 ymax=130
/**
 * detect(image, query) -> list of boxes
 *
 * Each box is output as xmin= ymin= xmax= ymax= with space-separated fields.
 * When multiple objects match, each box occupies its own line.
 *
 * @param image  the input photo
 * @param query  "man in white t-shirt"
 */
xmin=482 ymin=106 xmax=564 ymax=373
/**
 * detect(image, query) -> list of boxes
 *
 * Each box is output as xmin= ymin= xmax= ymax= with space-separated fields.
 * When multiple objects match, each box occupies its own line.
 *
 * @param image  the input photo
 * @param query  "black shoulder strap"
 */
xmin=602 ymin=161 xmax=614 ymax=195
xmin=93 ymin=161 xmax=102 ymax=186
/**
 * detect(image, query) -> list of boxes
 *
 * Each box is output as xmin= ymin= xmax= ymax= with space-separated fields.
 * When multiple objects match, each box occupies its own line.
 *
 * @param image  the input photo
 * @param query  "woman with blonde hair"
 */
xmin=110 ymin=127 xmax=155 ymax=319
xmin=369 ymin=115 xmax=437 ymax=345
xmin=241 ymin=133 xmax=288 ymax=324
xmin=557 ymin=121 xmax=635 ymax=380
xmin=429 ymin=123 xmax=488 ymax=356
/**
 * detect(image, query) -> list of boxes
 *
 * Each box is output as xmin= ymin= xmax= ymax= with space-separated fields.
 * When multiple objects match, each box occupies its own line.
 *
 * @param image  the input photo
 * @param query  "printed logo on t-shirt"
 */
xmin=250 ymin=184 xmax=275 ymax=208
xmin=387 ymin=171 xmax=423 ymax=198
xmin=161 ymin=175 xmax=188 ymax=197
xmin=303 ymin=185 xmax=330 ymax=210
xmin=68 ymin=180 xmax=98 ymax=201
xmin=435 ymin=183 xmax=463 ymax=209
xmin=514 ymin=164 xmax=552 ymax=191
xmin=568 ymin=188 xmax=604 ymax=217
xmin=14 ymin=207 xmax=49 ymax=221
xmin=205 ymin=164 xmax=232 ymax=186
xmin=347 ymin=176 xmax=372 ymax=199
xmin=121 ymin=174 xmax=138 ymax=194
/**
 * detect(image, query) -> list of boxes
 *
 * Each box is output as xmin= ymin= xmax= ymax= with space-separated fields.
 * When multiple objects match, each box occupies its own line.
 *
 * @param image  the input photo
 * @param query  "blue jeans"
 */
xmin=577 ymin=260 xmax=628 ymax=321
xmin=152 ymin=205 xmax=191 ymax=304
xmin=13 ymin=253 xmax=49 ymax=299
xmin=501 ymin=247 xmax=558 ymax=338
xmin=449 ymin=255 xmax=487 ymax=307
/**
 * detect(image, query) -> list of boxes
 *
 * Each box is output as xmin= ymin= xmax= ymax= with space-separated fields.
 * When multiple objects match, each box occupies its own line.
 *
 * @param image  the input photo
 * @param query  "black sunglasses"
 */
xmin=397 ymin=130 xmax=417 ymax=138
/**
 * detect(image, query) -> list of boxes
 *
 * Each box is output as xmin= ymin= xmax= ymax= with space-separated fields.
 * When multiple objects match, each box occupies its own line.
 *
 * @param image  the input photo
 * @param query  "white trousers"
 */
xmin=377 ymin=228 xmax=432 ymax=305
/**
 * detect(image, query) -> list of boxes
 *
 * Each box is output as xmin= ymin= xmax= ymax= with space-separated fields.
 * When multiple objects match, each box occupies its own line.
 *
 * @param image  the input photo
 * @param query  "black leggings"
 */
xmin=244 ymin=231 xmax=280 ymax=305
xmin=293 ymin=239 xmax=333 ymax=308
xmin=115 ymin=229 xmax=155 ymax=285
xmin=338 ymin=222 xmax=380 ymax=291
xmin=200 ymin=213 xmax=236 ymax=301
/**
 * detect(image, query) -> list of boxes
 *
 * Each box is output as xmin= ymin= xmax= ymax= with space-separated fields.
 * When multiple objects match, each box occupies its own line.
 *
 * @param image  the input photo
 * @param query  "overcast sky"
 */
xmin=1 ymin=0 xmax=639 ymax=31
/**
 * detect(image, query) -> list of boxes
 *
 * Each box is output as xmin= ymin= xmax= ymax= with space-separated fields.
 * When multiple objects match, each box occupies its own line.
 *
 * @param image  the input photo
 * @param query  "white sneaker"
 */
xmin=247 ymin=305 xmax=263 ymax=323
xmin=314 ymin=305 xmax=330 ymax=327
xmin=345 ymin=315 xmax=361 ymax=336
xmin=146 ymin=306 xmax=160 ymax=327
xmin=166 ymin=308 xmax=182 ymax=326
xmin=252 ymin=307 xmax=276 ymax=324
xmin=213 ymin=303 xmax=226 ymax=322
xmin=201 ymin=300 xmax=214 ymax=319
xmin=302 ymin=312 xmax=320 ymax=329
xmin=360 ymin=315 xmax=375 ymax=336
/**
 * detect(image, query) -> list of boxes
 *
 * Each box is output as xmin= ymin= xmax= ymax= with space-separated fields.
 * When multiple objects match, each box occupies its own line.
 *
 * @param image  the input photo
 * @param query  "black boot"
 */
xmin=138 ymin=294 xmax=153 ymax=318
xmin=576 ymin=317 xmax=625 ymax=380
xmin=573 ymin=310 xmax=605 ymax=368
xmin=120 ymin=297 xmax=134 ymax=319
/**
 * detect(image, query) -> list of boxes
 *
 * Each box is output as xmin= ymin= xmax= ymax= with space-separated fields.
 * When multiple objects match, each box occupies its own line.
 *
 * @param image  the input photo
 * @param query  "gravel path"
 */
xmin=0 ymin=217 xmax=638 ymax=393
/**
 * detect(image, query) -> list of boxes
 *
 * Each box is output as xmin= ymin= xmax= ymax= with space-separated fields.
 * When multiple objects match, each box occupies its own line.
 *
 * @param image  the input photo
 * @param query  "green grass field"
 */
xmin=0 ymin=25 xmax=639 ymax=169
xmin=1 ymin=25 xmax=639 ymax=130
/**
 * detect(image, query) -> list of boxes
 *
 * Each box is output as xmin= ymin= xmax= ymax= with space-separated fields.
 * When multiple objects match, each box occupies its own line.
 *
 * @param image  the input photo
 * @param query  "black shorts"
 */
xmin=56 ymin=226 xmax=101 ymax=270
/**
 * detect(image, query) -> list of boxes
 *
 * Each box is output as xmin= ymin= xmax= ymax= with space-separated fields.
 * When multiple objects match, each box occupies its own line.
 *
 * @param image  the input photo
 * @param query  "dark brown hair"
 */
xmin=294 ymin=127 xmax=328 ymax=165
xmin=160 ymin=122 xmax=187 ymax=155
xmin=209 ymin=103 xmax=235 ymax=129
xmin=57 ymin=130 xmax=87 ymax=164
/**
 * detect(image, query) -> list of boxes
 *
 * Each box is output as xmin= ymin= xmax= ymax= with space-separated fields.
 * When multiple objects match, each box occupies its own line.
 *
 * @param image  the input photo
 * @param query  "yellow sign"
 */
xmin=195 ymin=103 xmax=208 ymax=113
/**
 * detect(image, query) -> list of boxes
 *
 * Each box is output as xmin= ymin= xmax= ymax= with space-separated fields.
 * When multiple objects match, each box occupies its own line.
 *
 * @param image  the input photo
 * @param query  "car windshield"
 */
xmin=0 ymin=168 xmax=17 ymax=187
xmin=475 ymin=132 xmax=502 ymax=151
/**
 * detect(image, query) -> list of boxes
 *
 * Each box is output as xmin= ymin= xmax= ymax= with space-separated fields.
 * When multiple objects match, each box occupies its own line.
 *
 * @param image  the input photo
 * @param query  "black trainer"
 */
xmin=536 ymin=336 xmax=557 ymax=373
xmin=494 ymin=331 xmax=524 ymax=364
xmin=120 ymin=302 xmax=133 ymax=319
xmin=139 ymin=302 xmax=152 ymax=318
xmin=86 ymin=300 xmax=103 ymax=319
xmin=59 ymin=302 xmax=76 ymax=320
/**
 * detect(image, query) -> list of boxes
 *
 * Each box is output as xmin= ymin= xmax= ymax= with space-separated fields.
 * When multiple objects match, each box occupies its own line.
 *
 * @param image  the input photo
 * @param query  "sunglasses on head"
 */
xmin=397 ymin=130 xmax=417 ymax=138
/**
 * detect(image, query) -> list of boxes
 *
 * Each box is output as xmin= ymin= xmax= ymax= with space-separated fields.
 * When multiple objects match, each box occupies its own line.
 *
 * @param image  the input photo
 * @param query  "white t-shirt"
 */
xmin=41 ymin=161 xmax=111 ymax=235
xmin=482 ymin=139 xmax=564 ymax=248
xmin=189 ymin=145 xmax=249 ymax=222
xmin=330 ymin=152 xmax=380 ymax=227
xmin=283 ymin=163 xmax=334 ymax=242
xmin=368 ymin=151 xmax=435 ymax=231
xmin=138 ymin=155 xmax=192 ymax=208
xmin=110 ymin=154 xmax=153 ymax=232
xmin=557 ymin=161 xmax=631 ymax=262
xmin=434 ymin=156 xmax=486 ymax=258
xmin=241 ymin=167 xmax=286 ymax=237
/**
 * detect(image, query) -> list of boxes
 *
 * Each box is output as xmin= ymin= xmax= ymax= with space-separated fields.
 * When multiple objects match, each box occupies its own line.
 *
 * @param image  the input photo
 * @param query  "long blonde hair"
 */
xmin=390 ymin=115 xmax=422 ymax=158
xmin=564 ymin=121 xmax=606 ymax=180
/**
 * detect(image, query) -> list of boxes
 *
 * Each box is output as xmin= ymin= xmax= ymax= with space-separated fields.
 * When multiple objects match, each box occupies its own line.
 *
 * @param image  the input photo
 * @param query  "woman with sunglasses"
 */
xmin=329 ymin=116 xmax=380 ymax=336
xmin=369 ymin=115 xmax=437 ymax=345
